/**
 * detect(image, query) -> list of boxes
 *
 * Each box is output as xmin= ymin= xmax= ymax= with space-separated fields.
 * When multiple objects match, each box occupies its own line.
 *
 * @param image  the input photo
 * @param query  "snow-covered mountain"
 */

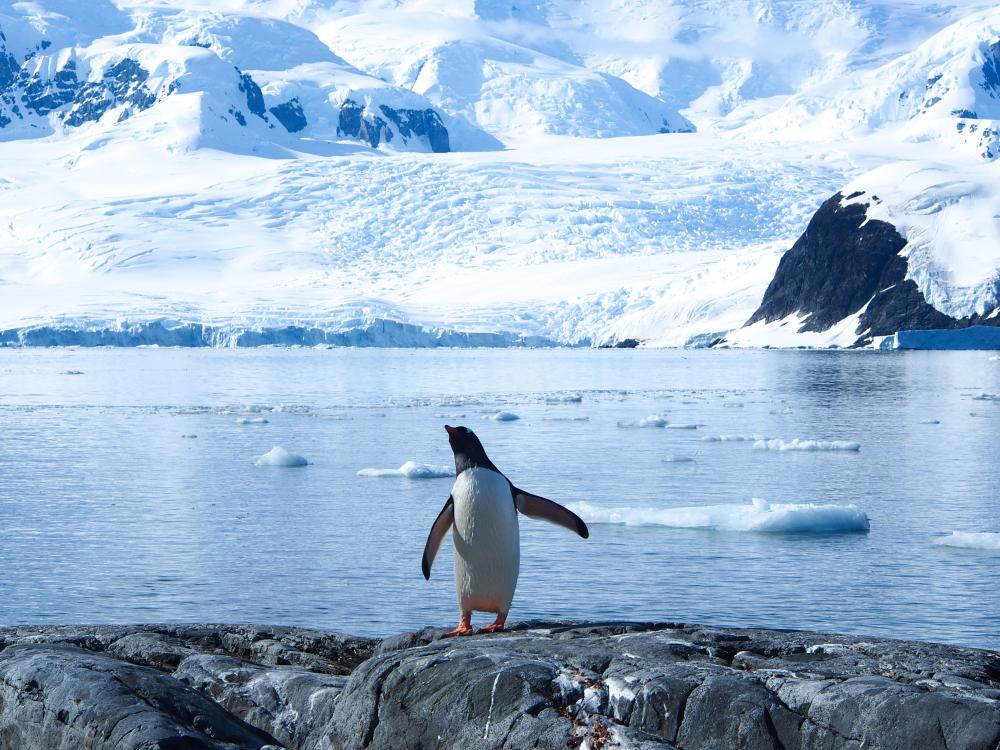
xmin=1 ymin=0 xmax=999 ymax=347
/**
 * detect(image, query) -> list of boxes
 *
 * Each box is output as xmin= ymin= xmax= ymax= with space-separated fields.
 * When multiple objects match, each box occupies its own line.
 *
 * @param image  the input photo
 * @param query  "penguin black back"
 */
xmin=445 ymin=425 xmax=501 ymax=475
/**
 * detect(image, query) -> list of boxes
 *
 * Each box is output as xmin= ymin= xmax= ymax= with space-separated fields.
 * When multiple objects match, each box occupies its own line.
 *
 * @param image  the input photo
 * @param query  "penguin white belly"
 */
xmin=451 ymin=467 xmax=520 ymax=613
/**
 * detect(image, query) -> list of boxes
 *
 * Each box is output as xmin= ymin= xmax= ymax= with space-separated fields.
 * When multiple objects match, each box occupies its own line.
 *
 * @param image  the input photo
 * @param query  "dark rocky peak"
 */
xmin=744 ymin=192 xmax=1000 ymax=347
xmin=337 ymin=98 xmax=450 ymax=152
xmin=982 ymin=40 xmax=1000 ymax=97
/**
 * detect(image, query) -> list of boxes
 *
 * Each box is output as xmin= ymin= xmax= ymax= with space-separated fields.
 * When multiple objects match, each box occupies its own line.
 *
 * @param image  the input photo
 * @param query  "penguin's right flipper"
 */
xmin=422 ymin=496 xmax=455 ymax=580
xmin=514 ymin=490 xmax=589 ymax=539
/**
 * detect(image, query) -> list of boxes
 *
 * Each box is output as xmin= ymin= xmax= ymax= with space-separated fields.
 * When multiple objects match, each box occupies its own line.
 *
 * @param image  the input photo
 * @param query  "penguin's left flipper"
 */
xmin=513 ymin=489 xmax=589 ymax=539
xmin=422 ymin=496 xmax=455 ymax=580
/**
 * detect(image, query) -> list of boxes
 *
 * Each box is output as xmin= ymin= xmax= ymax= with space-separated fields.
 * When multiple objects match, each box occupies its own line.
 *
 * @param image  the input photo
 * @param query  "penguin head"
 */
xmin=445 ymin=425 xmax=496 ymax=473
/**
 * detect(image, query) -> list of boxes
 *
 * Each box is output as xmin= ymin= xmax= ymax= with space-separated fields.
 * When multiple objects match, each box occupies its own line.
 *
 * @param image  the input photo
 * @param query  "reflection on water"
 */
xmin=0 ymin=348 xmax=997 ymax=647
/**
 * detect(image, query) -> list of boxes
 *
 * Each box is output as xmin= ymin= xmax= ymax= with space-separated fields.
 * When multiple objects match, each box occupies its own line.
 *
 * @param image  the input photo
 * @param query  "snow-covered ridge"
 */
xmin=0 ymin=2 xmax=456 ymax=153
xmin=2 ymin=1 xmax=1000 ymax=348
xmin=746 ymin=7 xmax=1000 ymax=161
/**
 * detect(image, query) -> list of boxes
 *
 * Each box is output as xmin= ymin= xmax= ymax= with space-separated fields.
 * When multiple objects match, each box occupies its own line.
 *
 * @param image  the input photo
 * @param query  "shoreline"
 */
xmin=2 ymin=621 xmax=998 ymax=749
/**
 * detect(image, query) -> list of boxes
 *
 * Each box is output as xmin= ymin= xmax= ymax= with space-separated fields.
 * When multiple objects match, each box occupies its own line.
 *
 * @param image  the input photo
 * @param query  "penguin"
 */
xmin=422 ymin=425 xmax=588 ymax=636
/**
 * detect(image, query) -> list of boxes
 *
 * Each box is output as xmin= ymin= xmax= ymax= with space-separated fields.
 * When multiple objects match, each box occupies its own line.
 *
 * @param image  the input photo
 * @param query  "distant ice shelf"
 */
xmin=881 ymin=326 xmax=1000 ymax=351
xmin=0 ymin=319 xmax=562 ymax=348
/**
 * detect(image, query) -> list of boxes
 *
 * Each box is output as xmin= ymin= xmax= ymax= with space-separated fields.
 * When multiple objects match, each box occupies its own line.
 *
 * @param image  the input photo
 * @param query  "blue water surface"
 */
xmin=0 ymin=348 xmax=997 ymax=648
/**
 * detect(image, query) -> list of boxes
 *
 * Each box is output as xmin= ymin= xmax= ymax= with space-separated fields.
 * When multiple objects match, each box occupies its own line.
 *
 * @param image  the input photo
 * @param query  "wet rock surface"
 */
xmin=0 ymin=621 xmax=997 ymax=749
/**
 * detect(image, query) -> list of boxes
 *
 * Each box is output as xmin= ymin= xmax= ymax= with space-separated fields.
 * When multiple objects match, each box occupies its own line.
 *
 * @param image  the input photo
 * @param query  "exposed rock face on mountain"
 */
xmin=1 ymin=621 xmax=998 ymax=750
xmin=0 ymin=20 xmax=452 ymax=153
xmin=744 ymin=192 xmax=1000 ymax=346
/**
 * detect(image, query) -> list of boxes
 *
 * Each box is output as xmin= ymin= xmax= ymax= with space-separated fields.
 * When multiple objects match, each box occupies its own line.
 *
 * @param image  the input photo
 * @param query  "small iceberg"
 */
xmin=666 ymin=423 xmax=699 ymax=430
xmin=568 ymin=499 xmax=870 ymax=534
xmin=488 ymin=411 xmax=520 ymax=422
xmin=254 ymin=446 xmax=309 ymax=467
xmin=933 ymin=532 xmax=1000 ymax=551
xmin=546 ymin=393 xmax=583 ymax=403
xmin=920 ymin=419 xmax=941 ymax=425
xmin=357 ymin=461 xmax=454 ymax=479
xmin=236 ymin=417 xmax=269 ymax=425
xmin=618 ymin=415 xmax=668 ymax=428
xmin=754 ymin=438 xmax=860 ymax=452
xmin=702 ymin=434 xmax=767 ymax=442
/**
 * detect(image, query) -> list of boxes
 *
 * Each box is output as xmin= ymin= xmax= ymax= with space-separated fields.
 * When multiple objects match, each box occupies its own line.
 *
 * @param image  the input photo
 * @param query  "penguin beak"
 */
xmin=444 ymin=425 xmax=460 ymax=436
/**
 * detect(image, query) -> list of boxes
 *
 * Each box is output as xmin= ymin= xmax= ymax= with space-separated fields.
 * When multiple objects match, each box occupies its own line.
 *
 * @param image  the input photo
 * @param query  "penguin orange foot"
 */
xmin=482 ymin=613 xmax=506 ymax=633
xmin=446 ymin=611 xmax=473 ymax=637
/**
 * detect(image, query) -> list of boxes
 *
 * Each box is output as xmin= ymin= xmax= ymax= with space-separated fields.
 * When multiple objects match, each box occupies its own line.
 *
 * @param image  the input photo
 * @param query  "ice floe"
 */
xmin=542 ymin=416 xmax=590 ymax=422
xmin=920 ymin=419 xmax=941 ymax=424
xmin=618 ymin=415 xmax=668 ymax=428
xmin=568 ymin=499 xmax=870 ymax=533
xmin=546 ymin=394 xmax=583 ymax=403
xmin=488 ymin=411 xmax=521 ymax=422
xmin=664 ymin=456 xmax=696 ymax=463
xmin=236 ymin=417 xmax=269 ymax=425
xmin=933 ymin=532 xmax=1000 ymax=551
xmin=666 ymin=423 xmax=700 ymax=430
xmin=61 ymin=370 xmax=84 ymax=375
xmin=181 ymin=434 xmax=197 ymax=439
xmin=972 ymin=393 xmax=1000 ymax=402
xmin=754 ymin=439 xmax=860 ymax=452
xmin=357 ymin=461 xmax=454 ymax=479
xmin=701 ymin=434 xmax=768 ymax=442
xmin=254 ymin=446 xmax=309 ymax=467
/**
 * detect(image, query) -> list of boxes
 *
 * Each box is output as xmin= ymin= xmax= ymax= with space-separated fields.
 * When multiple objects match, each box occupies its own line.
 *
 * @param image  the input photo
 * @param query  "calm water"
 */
xmin=0 ymin=348 xmax=997 ymax=648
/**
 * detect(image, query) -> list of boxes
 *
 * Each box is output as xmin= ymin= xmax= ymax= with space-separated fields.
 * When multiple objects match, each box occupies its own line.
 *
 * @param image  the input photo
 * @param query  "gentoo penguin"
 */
xmin=422 ymin=425 xmax=588 ymax=636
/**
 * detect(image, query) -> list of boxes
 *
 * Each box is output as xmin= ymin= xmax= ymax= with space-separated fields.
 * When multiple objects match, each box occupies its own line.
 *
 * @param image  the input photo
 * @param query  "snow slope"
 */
xmin=0 ymin=1 xmax=999 ymax=347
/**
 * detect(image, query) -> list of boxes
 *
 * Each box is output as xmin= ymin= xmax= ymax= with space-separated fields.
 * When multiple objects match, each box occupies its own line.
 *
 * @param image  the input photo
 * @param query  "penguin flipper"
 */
xmin=422 ymin=496 xmax=455 ymax=580
xmin=513 ymin=489 xmax=589 ymax=539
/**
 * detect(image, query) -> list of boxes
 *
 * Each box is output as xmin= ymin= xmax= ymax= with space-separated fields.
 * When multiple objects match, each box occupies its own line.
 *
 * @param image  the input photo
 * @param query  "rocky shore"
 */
xmin=1 ymin=621 xmax=998 ymax=750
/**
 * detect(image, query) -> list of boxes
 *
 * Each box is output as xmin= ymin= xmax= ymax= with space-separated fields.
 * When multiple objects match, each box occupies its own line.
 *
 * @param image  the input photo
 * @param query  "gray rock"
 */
xmin=1 ymin=622 xmax=997 ymax=750
xmin=331 ymin=623 xmax=1000 ymax=750
xmin=0 ymin=643 xmax=277 ymax=749
xmin=174 ymin=654 xmax=347 ymax=749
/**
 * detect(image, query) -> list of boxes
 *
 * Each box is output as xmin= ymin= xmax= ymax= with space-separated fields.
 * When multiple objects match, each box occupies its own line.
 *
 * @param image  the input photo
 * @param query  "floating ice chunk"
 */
xmin=488 ymin=411 xmax=521 ymax=421
xmin=236 ymin=417 xmax=269 ymax=425
xmin=542 ymin=416 xmax=590 ymax=422
xmin=618 ymin=415 xmax=668 ymax=428
xmin=666 ymin=423 xmax=699 ymax=429
xmin=754 ymin=438 xmax=860 ymax=452
xmin=546 ymin=393 xmax=583 ymax=403
xmin=568 ymin=500 xmax=870 ymax=533
xmin=972 ymin=393 xmax=1000 ymax=402
xmin=933 ymin=532 xmax=1000 ymax=551
xmin=181 ymin=434 xmax=197 ymax=439
xmin=61 ymin=370 xmax=84 ymax=375
xmin=701 ymin=434 xmax=768 ymax=442
xmin=254 ymin=446 xmax=309 ymax=467
xmin=664 ymin=455 xmax=695 ymax=463
xmin=920 ymin=419 xmax=941 ymax=425
xmin=357 ymin=461 xmax=454 ymax=479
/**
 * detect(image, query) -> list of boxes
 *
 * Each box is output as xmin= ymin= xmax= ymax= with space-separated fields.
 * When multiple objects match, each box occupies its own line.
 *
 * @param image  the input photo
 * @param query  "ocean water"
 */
xmin=0 ymin=348 xmax=997 ymax=649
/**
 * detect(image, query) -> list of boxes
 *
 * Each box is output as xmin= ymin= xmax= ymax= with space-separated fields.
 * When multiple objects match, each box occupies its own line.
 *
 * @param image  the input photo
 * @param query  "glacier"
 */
xmin=1 ymin=0 xmax=999 ymax=348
